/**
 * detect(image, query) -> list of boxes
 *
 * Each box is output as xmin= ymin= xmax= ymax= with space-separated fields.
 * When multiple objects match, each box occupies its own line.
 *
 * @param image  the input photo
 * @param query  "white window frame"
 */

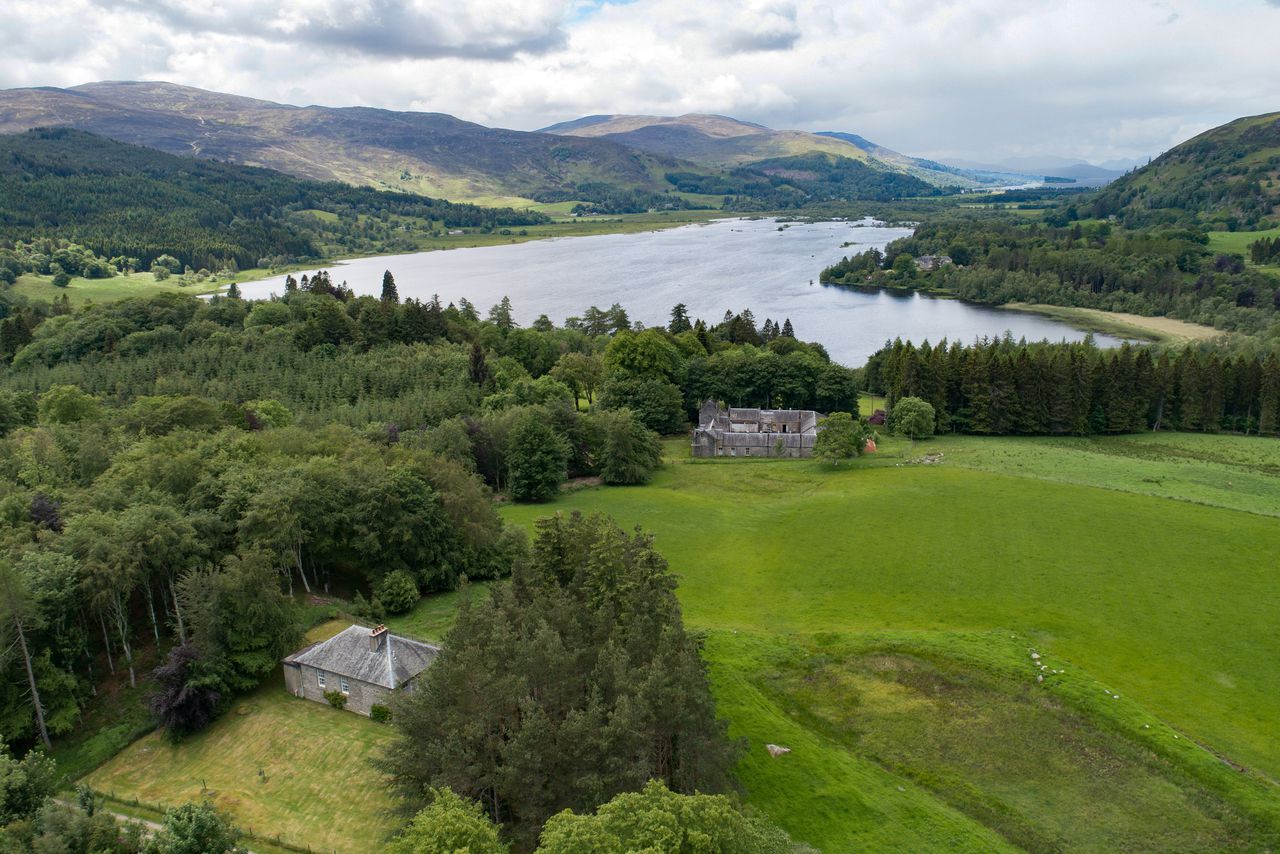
xmin=340 ymin=679 xmax=350 ymax=694
xmin=317 ymin=672 xmax=326 ymax=688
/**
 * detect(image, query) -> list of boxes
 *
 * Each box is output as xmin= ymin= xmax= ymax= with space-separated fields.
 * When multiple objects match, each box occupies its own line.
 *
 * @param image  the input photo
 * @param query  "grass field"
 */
xmin=10 ymin=272 xmax=226 ymax=306
xmin=80 ymin=432 xmax=1280 ymax=851
xmin=500 ymin=433 xmax=1280 ymax=850
xmin=85 ymin=620 xmax=398 ymax=853
xmin=1207 ymin=227 xmax=1280 ymax=278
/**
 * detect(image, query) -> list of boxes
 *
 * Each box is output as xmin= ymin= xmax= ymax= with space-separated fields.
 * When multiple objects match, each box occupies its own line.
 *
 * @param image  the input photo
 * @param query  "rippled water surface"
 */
xmin=242 ymin=217 xmax=1120 ymax=365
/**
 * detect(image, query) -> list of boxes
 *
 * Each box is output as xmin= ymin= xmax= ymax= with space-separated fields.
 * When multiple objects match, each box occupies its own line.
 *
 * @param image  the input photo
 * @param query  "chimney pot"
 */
xmin=370 ymin=624 xmax=387 ymax=651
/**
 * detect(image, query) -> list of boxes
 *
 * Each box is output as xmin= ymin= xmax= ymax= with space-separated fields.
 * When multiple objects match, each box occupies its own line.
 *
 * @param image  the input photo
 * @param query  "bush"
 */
xmin=370 ymin=704 xmax=392 ymax=724
xmin=376 ymin=570 xmax=420 ymax=615
xmin=324 ymin=690 xmax=348 ymax=710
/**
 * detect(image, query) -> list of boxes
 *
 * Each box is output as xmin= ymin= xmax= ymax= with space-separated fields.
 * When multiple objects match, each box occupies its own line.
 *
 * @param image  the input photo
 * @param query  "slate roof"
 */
xmin=283 ymin=624 xmax=440 ymax=689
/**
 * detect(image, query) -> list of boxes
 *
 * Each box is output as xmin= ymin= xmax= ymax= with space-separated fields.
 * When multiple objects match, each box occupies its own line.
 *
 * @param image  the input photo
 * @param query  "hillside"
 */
xmin=542 ymin=113 xmax=986 ymax=189
xmin=0 ymin=81 xmax=690 ymax=205
xmin=0 ymin=127 xmax=545 ymax=271
xmin=1091 ymin=111 xmax=1280 ymax=227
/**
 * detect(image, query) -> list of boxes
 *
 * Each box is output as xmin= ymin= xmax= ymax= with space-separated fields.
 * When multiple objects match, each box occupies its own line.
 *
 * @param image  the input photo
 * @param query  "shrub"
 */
xmin=324 ymin=690 xmax=348 ymax=710
xmin=376 ymin=570 xmax=420 ymax=615
xmin=370 ymin=704 xmax=392 ymax=724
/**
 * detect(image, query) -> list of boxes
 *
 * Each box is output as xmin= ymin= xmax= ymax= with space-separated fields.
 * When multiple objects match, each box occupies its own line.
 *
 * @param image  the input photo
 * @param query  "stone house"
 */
xmin=914 ymin=254 xmax=954 ymax=272
xmin=282 ymin=624 xmax=440 ymax=716
xmin=692 ymin=400 xmax=821 ymax=458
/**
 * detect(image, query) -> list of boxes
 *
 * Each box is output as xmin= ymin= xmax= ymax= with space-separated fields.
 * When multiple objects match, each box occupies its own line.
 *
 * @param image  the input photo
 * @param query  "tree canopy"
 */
xmin=383 ymin=512 xmax=740 ymax=846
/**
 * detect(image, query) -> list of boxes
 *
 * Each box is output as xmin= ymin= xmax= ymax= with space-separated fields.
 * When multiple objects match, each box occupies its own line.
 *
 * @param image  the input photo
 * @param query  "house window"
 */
xmin=340 ymin=679 xmax=350 ymax=694
xmin=317 ymin=672 xmax=326 ymax=688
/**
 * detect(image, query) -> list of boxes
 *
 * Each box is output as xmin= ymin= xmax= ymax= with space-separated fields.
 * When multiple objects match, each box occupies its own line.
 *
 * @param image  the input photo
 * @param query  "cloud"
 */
xmin=0 ymin=0 xmax=1278 ymax=163
xmin=101 ymin=0 xmax=572 ymax=60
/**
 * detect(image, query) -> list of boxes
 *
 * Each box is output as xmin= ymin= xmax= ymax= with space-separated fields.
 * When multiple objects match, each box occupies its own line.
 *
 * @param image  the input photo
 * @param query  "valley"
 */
xmin=1 ymin=20 xmax=1279 ymax=852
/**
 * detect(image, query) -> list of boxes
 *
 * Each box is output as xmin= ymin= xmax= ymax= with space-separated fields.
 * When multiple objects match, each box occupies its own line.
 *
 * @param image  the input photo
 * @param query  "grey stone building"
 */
xmin=692 ymin=400 xmax=822 ymax=458
xmin=282 ymin=624 xmax=440 ymax=716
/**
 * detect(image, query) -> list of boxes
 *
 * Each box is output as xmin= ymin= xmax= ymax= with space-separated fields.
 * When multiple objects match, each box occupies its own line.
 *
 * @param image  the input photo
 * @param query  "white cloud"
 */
xmin=1 ymin=0 xmax=1278 ymax=162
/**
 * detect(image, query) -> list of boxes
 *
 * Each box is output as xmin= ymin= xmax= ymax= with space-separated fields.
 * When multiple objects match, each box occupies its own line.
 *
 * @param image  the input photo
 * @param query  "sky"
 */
xmin=2 ymin=0 xmax=1278 ymax=165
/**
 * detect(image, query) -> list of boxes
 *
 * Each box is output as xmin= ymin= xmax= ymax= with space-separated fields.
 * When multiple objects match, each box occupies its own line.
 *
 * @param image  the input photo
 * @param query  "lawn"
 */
xmin=500 ymin=432 xmax=1280 ymax=850
xmin=84 ymin=620 xmax=399 ymax=853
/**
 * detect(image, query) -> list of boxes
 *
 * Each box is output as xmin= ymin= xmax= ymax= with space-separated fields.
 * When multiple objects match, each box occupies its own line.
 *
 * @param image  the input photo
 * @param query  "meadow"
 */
xmin=1207 ymin=226 xmax=1280 ymax=277
xmin=502 ymin=432 xmax=1280 ymax=850
xmin=81 ymin=431 xmax=1280 ymax=851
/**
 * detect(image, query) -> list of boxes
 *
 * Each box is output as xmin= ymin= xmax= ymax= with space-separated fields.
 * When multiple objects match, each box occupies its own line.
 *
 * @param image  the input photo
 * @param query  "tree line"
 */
xmin=821 ymin=213 xmax=1280 ymax=347
xmin=1250 ymin=235 xmax=1280 ymax=265
xmin=865 ymin=337 xmax=1280 ymax=436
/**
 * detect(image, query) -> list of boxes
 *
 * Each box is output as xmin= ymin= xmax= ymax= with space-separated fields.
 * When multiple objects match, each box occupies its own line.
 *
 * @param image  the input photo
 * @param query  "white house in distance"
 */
xmin=282 ymin=624 xmax=439 ymax=716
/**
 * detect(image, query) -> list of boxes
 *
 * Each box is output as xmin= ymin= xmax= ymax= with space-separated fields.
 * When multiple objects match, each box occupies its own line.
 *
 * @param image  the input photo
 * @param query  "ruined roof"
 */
xmin=283 ymin=624 xmax=440 ymax=689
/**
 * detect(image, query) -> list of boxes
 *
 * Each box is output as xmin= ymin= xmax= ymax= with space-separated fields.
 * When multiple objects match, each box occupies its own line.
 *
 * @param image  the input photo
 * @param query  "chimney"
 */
xmin=370 ymin=624 xmax=387 ymax=651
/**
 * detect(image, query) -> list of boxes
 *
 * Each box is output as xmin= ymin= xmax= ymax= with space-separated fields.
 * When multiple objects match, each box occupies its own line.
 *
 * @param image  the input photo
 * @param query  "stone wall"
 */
xmin=283 ymin=662 xmax=392 ymax=716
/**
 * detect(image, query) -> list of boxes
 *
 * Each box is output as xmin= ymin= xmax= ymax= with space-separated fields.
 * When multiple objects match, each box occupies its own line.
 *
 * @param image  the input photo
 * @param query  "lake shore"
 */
xmin=9 ymin=210 xmax=731 ymax=305
xmin=1003 ymin=303 xmax=1223 ymax=345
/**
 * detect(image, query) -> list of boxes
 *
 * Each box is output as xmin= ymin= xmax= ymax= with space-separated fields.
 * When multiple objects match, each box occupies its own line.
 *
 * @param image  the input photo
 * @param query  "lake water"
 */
xmin=241 ymin=217 xmax=1121 ymax=366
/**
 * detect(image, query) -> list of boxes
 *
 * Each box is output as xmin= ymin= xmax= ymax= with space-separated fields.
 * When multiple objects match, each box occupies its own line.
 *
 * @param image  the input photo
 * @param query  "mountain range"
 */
xmin=0 ymin=82 xmax=1058 ymax=206
xmin=0 ymin=81 xmax=686 ymax=206
xmin=539 ymin=113 xmax=1020 ymax=189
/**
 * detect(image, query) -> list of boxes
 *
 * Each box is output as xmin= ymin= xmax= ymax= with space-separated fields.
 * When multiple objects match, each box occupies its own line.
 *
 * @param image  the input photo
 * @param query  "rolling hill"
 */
xmin=0 ymin=127 xmax=545 ymax=270
xmin=542 ymin=113 xmax=1012 ymax=189
xmin=1091 ymin=111 xmax=1280 ymax=227
xmin=0 ymin=81 xmax=690 ymax=206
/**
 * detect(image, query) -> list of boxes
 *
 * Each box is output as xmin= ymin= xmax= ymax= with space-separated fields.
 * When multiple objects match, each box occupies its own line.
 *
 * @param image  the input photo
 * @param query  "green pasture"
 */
xmin=76 ymin=432 xmax=1280 ymax=851
xmin=1208 ymin=227 xmax=1280 ymax=277
xmin=10 ymin=272 xmax=224 ymax=306
xmin=501 ymin=432 xmax=1280 ymax=850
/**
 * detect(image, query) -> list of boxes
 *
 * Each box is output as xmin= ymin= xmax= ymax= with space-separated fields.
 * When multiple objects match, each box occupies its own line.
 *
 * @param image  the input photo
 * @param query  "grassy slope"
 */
xmin=501 ymin=433 xmax=1280 ymax=850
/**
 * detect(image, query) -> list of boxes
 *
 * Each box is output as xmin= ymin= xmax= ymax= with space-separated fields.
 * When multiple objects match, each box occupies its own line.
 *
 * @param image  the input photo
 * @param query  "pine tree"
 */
xmin=468 ymin=342 xmax=490 ymax=387
xmin=1259 ymin=354 xmax=1280 ymax=435
xmin=781 ymin=318 xmax=795 ymax=338
xmin=668 ymin=303 xmax=692 ymax=334
xmin=381 ymin=270 xmax=399 ymax=304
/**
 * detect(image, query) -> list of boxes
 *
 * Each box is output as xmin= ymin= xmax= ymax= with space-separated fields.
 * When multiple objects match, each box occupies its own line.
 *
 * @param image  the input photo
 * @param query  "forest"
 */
xmin=665 ymin=153 xmax=947 ymax=210
xmin=0 ymin=129 xmax=548 ymax=272
xmin=821 ymin=212 xmax=1280 ymax=346
xmin=864 ymin=337 xmax=1280 ymax=436
xmin=0 ymin=273 xmax=858 ymax=752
